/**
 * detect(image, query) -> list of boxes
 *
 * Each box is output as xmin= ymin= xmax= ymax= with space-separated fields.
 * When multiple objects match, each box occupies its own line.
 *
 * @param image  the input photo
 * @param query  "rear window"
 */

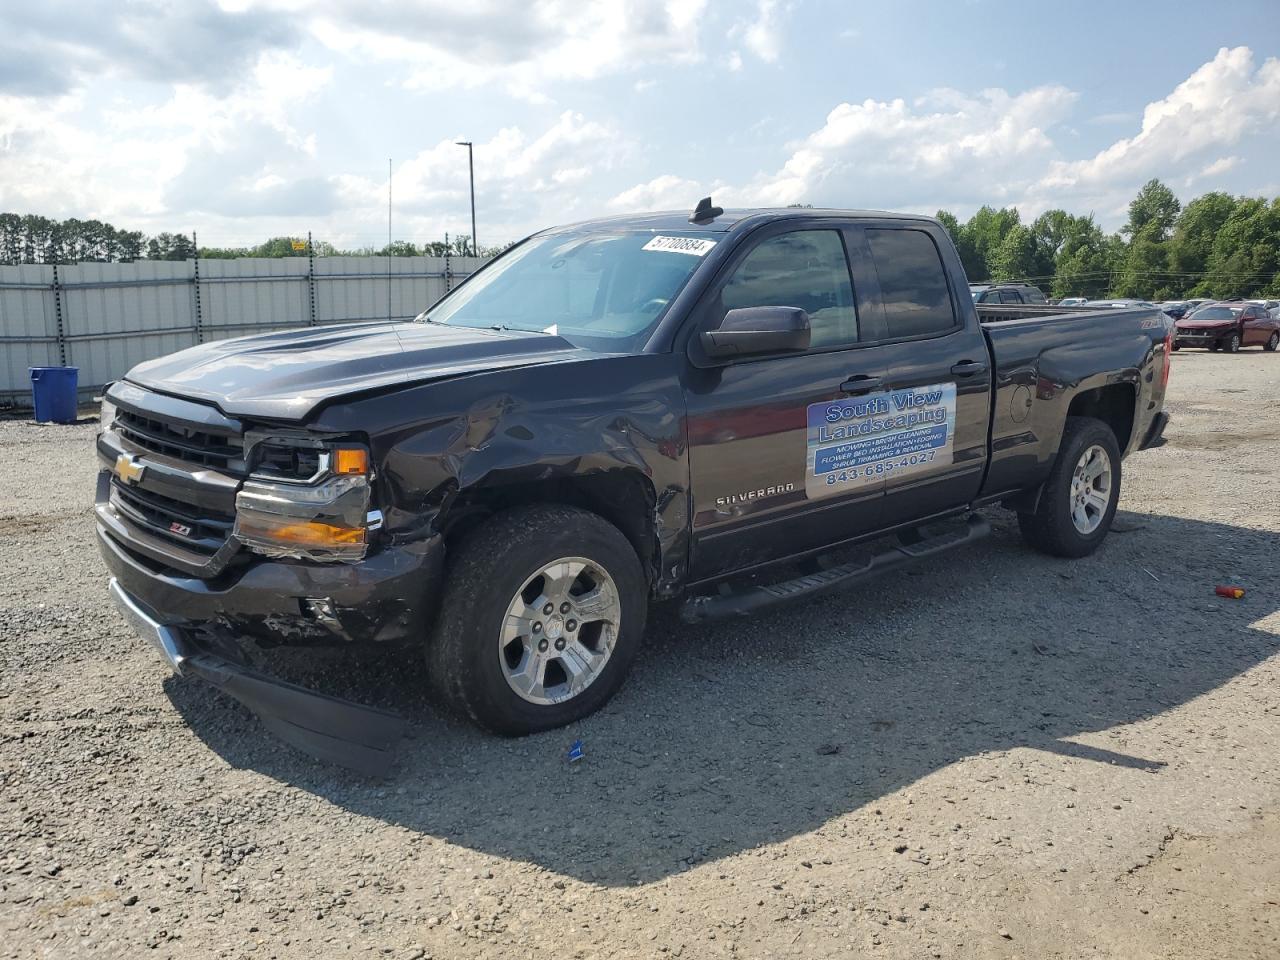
xmin=866 ymin=229 xmax=956 ymax=338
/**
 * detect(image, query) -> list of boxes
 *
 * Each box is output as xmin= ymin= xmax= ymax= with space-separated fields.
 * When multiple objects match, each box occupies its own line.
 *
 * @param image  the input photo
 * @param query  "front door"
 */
xmin=683 ymin=224 xmax=892 ymax=580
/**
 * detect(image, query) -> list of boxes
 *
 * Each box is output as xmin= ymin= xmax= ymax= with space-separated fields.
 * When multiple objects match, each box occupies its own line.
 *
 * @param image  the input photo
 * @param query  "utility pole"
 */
xmin=455 ymin=140 xmax=476 ymax=256
xmin=387 ymin=158 xmax=392 ymax=321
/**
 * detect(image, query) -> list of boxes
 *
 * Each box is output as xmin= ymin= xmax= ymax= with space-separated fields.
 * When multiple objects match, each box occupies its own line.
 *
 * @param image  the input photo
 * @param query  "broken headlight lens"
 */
xmin=235 ymin=442 xmax=377 ymax=562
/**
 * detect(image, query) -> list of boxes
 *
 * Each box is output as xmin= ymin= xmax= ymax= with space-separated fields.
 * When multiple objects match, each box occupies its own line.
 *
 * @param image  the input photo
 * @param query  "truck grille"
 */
xmin=100 ymin=385 xmax=247 ymax=575
xmin=110 ymin=479 xmax=235 ymax=557
xmin=116 ymin=409 xmax=246 ymax=474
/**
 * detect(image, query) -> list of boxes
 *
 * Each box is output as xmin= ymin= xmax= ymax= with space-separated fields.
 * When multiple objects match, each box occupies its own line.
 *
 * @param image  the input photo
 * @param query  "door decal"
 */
xmin=805 ymin=382 xmax=956 ymax=498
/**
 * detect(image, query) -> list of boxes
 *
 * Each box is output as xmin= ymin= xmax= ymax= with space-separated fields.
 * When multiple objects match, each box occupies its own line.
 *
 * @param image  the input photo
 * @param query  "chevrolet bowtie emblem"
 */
xmin=114 ymin=453 xmax=146 ymax=485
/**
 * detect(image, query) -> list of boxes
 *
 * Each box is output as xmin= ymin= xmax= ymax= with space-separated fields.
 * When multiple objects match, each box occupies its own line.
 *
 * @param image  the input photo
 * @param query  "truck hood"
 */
xmin=125 ymin=321 xmax=592 ymax=421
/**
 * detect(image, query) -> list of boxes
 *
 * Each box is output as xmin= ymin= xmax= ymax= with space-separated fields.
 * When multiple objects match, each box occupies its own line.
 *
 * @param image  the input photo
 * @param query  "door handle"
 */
xmin=840 ymin=375 xmax=883 ymax=395
xmin=950 ymin=359 xmax=988 ymax=376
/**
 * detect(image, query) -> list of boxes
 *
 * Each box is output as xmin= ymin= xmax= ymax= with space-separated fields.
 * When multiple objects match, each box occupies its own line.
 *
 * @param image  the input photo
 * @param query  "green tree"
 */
xmin=1123 ymin=178 xmax=1180 ymax=240
xmin=965 ymin=206 xmax=1021 ymax=281
xmin=936 ymin=209 xmax=984 ymax=281
xmin=1050 ymin=216 xmax=1111 ymax=300
xmin=1201 ymin=197 xmax=1280 ymax=298
xmin=990 ymin=224 xmax=1039 ymax=281
xmin=1167 ymin=192 xmax=1238 ymax=296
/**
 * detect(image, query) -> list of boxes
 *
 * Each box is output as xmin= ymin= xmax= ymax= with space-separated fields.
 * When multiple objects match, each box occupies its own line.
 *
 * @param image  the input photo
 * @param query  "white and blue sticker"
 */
xmin=805 ymin=382 xmax=955 ymax=498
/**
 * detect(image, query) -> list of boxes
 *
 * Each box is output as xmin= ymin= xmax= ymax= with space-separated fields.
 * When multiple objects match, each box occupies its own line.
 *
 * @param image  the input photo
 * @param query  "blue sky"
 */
xmin=1 ymin=0 xmax=1278 ymax=248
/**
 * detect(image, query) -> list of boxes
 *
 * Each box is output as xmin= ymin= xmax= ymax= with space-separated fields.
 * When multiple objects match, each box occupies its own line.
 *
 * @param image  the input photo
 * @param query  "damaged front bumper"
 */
xmin=110 ymin=577 xmax=407 ymax=776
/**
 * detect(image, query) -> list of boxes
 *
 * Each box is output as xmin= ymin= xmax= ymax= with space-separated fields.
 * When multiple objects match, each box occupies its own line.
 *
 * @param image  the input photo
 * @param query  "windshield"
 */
xmin=1189 ymin=306 xmax=1241 ymax=320
xmin=421 ymin=229 xmax=713 ymax=351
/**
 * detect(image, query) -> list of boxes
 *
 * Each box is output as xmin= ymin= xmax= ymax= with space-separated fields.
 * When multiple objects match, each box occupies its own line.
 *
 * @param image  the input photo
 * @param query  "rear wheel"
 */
xmin=1017 ymin=417 xmax=1122 ymax=559
xmin=427 ymin=505 xmax=647 ymax=735
xmin=1266 ymin=332 xmax=1279 ymax=352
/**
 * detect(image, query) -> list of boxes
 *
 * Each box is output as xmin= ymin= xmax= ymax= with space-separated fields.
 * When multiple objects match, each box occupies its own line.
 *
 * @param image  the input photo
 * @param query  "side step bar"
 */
xmin=680 ymin=514 xmax=991 ymax=623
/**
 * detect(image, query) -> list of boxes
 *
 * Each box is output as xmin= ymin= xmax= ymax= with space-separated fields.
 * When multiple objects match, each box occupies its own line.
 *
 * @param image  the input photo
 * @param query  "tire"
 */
xmin=1209 ymin=342 xmax=1220 ymax=352
xmin=1266 ymin=332 xmax=1279 ymax=352
xmin=1226 ymin=332 xmax=1241 ymax=353
xmin=1017 ymin=416 xmax=1122 ymax=559
xmin=426 ymin=505 xmax=648 ymax=735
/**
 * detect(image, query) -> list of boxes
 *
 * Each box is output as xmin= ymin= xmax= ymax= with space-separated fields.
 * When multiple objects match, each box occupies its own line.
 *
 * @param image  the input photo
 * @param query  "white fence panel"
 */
xmin=0 ymin=255 xmax=482 ymax=408
xmin=0 ymin=265 xmax=60 ymax=400
xmin=200 ymin=257 xmax=310 ymax=336
xmin=60 ymin=261 xmax=197 ymax=390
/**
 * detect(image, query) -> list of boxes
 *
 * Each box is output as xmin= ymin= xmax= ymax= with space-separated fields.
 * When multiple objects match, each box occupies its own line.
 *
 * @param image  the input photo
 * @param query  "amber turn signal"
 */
xmin=333 ymin=448 xmax=369 ymax=475
xmin=237 ymin=516 xmax=366 ymax=548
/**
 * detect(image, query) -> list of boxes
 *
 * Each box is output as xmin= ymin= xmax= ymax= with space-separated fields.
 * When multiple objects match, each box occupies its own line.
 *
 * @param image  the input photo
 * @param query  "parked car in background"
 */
xmin=970 ymin=282 xmax=1048 ymax=305
xmin=1173 ymin=302 xmax=1280 ymax=352
xmin=1159 ymin=301 xmax=1191 ymax=320
xmin=1058 ymin=297 xmax=1089 ymax=307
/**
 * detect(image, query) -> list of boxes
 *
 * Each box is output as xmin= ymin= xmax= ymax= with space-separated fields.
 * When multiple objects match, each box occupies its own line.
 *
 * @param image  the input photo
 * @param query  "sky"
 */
xmin=1 ymin=0 xmax=1278 ymax=249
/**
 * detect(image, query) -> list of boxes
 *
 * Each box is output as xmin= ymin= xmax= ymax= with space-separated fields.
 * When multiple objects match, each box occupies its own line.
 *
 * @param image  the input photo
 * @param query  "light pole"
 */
xmin=455 ymin=140 xmax=476 ymax=256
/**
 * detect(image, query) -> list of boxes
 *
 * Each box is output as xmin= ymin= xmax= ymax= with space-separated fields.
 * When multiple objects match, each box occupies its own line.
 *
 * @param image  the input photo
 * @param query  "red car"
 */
xmin=1173 ymin=302 xmax=1280 ymax=353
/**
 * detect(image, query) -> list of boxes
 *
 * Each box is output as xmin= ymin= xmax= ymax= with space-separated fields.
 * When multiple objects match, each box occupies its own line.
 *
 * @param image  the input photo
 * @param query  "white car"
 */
xmin=1058 ymin=297 xmax=1089 ymax=306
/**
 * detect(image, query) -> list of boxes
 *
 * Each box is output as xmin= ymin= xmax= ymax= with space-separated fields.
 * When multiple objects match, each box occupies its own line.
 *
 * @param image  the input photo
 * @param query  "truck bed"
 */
xmin=976 ymin=303 xmax=1170 ymax=500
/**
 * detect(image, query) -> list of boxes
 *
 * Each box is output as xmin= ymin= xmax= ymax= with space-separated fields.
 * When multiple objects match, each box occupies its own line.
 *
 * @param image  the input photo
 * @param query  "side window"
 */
xmin=1026 ymin=288 xmax=1046 ymax=304
xmin=720 ymin=230 xmax=858 ymax=348
xmin=1000 ymin=290 xmax=1024 ymax=304
xmin=865 ymin=229 xmax=957 ymax=338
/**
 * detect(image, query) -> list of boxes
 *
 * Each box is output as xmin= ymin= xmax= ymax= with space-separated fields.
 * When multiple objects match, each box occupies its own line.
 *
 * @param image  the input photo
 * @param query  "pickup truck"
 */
xmin=97 ymin=203 xmax=1172 ymax=772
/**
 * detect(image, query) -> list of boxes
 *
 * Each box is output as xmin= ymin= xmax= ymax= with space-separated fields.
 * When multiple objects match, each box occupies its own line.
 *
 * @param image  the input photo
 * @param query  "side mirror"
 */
xmin=700 ymin=306 xmax=811 ymax=360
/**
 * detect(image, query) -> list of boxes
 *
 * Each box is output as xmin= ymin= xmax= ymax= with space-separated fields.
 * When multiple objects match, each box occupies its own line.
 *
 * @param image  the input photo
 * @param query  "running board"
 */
xmin=680 ymin=514 xmax=991 ymax=623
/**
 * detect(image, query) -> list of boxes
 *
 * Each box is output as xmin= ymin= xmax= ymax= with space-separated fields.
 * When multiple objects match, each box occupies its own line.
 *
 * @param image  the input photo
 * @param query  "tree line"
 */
xmin=0 ymin=213 xmax=500 ymax=265
xmin=938 ymin=179 xmax=1280 ymax=301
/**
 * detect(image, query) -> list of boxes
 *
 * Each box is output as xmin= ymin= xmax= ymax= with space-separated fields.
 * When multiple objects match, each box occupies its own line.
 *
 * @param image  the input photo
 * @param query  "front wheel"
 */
xmin=427 ymin=505 xmax=648 ymax=735
xmin=1266 ymin=332 xmax=1279 ymax=352
xmin=1226 ymin=332 xmax=1241 ymax=353
xmin=1017 ymin=416 xmax=1122 ymax=558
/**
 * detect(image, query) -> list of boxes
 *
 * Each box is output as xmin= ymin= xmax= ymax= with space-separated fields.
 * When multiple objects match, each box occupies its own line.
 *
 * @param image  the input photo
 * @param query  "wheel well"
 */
xmin=1068 ymin=384 xmax=1135 ymax=451
xmin=438 ymin=471 xmax=658 ymax=584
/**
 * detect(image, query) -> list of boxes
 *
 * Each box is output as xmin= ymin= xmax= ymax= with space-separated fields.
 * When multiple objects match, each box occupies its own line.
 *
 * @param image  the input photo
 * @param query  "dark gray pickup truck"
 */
xmin=97 ymin=203 xmax=1171 ymax=772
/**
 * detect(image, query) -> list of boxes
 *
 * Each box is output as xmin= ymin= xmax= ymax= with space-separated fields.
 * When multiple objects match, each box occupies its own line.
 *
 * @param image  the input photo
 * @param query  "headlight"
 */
xmin=99 ymin=398 xmax=118 ymax=430
xmin=234 ymin=438 xmax=377 ymax=562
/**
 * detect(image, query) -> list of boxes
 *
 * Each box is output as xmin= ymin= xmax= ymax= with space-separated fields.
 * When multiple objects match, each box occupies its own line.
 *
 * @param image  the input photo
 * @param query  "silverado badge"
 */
xmin=114 ymin=453 xmax=146 ymax=485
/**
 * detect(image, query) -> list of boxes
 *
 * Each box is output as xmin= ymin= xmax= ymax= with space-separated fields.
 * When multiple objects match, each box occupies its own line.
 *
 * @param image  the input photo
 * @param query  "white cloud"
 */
xmin=737 ymin=0 xmax=785 ymax=64
xmin=1036 ymin=48 xmax=1280 ymax=195
xmin=608 ymin=174 xmax=705 ymax=211
xmin=715 ymin=84 xmax=1078 ymax=209
xmin=611 ymin=47 xmax=1280 ymax=229
xmin=292 ymin=0 xmax=710 ymax=99
xmin=1198 ymin=156 xmax=1242 ymax=179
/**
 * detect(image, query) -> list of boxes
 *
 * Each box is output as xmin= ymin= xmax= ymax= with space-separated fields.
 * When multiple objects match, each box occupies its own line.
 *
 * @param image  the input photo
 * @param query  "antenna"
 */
xmin=689 ymin=196 xmax=724 ymax=225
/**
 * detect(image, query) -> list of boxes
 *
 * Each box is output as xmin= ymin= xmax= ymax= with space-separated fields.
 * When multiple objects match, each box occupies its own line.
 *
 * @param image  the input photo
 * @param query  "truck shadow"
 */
xmin=165 ymin=507 xmax=1279 ymax=887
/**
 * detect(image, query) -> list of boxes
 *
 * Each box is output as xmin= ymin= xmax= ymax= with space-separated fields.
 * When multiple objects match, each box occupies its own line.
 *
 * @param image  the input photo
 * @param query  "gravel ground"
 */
xmin=2 ymin=349 xmax=1278 ymax=959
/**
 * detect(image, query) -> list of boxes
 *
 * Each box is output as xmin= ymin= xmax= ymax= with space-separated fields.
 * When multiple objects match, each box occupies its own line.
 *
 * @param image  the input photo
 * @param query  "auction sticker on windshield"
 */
xmin=805 ymin=382 xmax=955 ymax=498
xmin=641 ymin=236 xmax=717 ymax=256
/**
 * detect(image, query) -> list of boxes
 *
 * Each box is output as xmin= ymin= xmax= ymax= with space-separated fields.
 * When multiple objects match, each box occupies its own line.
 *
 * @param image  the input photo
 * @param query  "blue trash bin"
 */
xmin=30 ymin=366 xmax=79 ymax=424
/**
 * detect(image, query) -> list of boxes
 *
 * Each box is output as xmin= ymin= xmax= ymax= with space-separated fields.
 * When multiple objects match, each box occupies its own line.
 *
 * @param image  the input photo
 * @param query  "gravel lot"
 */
xmin=2 ymin=349 xmax=1278 ymax=959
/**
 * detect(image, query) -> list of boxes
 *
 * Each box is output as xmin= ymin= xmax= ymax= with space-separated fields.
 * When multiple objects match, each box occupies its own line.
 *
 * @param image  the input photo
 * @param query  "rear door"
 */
xmin=845 ymin=223 xmax=992 ymax=528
